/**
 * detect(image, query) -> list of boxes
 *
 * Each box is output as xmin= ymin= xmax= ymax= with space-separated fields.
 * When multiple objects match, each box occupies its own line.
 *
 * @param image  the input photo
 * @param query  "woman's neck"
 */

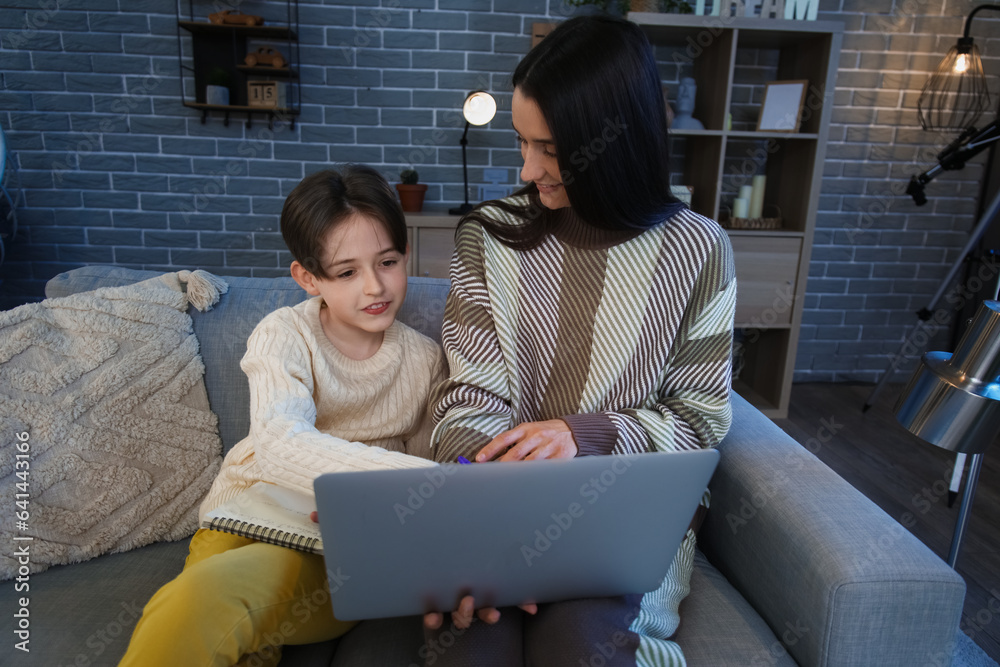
xmin=546 ymin=206 xmax=645 ymax=249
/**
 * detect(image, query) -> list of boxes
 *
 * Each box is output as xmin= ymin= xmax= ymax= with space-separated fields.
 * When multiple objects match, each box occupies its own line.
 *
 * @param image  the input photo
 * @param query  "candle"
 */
xmin=749 ymin=175 xmax=766 ymax=218
xmin=739 ymin=185 xmax=753 ymax=202
xmin=732 ymin=197 xmax=749 ymax=219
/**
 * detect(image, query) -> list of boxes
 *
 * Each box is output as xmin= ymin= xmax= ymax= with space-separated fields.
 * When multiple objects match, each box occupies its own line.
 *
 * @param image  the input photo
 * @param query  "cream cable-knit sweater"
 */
xmin=200 ymin=297 xmax=445 ymax=521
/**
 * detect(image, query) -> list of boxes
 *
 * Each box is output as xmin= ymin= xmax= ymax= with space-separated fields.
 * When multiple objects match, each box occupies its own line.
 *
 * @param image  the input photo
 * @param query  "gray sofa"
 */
xmin=6 ymin=265 xmax=965 ymax=666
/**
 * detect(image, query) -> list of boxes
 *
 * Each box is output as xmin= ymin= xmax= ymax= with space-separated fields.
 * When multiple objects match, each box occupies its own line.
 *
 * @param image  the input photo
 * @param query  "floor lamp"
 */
xmin=866 ymin=5 xmax=1000 ymax=513
xmin=894 ymin=300 xmax=1000 ymax=567
xmin=449 ymin=91 xmax=497 ymax=216
xmin=866 ymin=3 xmax=1000 ymax=413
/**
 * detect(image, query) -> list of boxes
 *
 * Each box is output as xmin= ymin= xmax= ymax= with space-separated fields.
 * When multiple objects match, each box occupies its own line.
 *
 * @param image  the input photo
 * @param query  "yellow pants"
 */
xmin=119 ymin=529 xmax=355 ymax=667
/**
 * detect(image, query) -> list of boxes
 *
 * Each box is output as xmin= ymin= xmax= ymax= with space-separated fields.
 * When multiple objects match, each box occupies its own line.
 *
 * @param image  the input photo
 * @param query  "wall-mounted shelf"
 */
xmin=174 ymin=2 xmax=300 ymax=129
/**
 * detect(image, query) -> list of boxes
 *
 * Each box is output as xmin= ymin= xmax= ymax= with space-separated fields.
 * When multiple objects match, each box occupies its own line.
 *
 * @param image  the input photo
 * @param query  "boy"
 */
xmin=120 ymin=165 xmax=445 ymax=667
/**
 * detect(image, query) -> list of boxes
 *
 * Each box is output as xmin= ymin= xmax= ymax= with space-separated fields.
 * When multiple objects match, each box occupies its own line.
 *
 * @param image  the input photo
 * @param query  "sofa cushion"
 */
xmin=1 ymin=273 xmax=222 ymax=579
xmin=46 ymin=267 xmax=307 ymax=453
xmin=675 ymin=550 xmax=796 ymax=666
xmin=324 ymin=549 xmax=789 ymax=666
xmin=300 ymin=552 xmax=803 ymax=666
xmin=8 ymin=542 xmax=786 ymax=666
xmin=45 ymin=266 xmax=450 ymax=453
xmin=4 ymin=538 xmax=189 ymax=664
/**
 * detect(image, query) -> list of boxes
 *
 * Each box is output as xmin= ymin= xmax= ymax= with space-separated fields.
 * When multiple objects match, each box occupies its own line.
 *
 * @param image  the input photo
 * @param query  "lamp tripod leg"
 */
xmin=948 ymin=452 xmax=967 ymax=507
xmin=948 ymin=452 xmax=983 ymax=568
xmin=863 ymin=186 xmax=1000 ymax=411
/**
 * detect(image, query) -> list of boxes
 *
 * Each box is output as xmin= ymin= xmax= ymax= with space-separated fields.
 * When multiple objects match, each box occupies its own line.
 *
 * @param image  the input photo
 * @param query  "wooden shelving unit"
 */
xmin=632 ymin=12 xmax=844 ymax=417
xmin=174 ymin=2 xmax=300 ymax=129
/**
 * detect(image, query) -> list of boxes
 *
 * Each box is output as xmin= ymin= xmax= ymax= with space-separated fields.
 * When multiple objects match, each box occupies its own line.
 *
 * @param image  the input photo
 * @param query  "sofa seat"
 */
xmin=18 ymin=539 xmax=790 ymax=666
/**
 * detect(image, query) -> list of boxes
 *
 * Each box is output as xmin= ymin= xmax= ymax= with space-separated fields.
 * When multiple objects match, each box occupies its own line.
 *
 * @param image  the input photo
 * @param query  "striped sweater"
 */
xmin=430 ymin=198 xmax=736 ymax=462
xmin=429 ymin=197 xmax=736 ymax=666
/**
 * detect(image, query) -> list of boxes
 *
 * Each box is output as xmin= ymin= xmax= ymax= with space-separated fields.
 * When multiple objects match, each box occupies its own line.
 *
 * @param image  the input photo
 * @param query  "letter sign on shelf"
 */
xmin=692 ymin=0 xmax=816 ymax=20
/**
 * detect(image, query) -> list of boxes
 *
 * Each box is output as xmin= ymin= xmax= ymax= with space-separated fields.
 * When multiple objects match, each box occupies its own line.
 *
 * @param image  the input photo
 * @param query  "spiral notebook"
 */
xmin=201 ymin=481 xmax=322 ymax=554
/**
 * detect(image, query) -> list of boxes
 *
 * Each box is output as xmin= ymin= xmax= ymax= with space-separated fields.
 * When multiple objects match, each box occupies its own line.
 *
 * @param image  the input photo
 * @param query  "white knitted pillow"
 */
xmin=0 ymin=272 xmax=226 ymax=579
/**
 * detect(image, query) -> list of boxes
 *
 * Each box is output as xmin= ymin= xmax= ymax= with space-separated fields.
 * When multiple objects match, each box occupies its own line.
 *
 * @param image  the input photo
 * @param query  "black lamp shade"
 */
xmin=918 ymin=36 xmax=991 ymax=131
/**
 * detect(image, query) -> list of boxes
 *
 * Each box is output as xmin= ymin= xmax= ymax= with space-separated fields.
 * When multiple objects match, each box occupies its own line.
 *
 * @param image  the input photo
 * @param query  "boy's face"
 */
xmin=293 ymin=213 xmax=409 ymax=355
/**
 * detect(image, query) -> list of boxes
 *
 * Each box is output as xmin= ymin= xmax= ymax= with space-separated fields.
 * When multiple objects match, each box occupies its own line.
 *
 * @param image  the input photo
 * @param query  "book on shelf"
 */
xmin=201 ymin=481 xmax=323 ymax=554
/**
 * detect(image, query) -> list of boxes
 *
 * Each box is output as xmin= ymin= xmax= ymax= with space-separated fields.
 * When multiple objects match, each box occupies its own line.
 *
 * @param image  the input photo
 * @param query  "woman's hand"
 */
xmin=423 ymin=595 xmax=537 ymax=630
xmin=475 ymin=419 xmax=578 ymax=462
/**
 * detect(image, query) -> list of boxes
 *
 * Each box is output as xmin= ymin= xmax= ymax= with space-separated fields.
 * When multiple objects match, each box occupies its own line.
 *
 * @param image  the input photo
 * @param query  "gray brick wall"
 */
xmin=1 ymin=0 xmax=998 ymax=383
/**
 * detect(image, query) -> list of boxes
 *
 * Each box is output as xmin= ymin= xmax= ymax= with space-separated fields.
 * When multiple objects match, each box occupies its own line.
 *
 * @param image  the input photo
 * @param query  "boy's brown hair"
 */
xmin=280 ymin=165 xmax=407 ymax=279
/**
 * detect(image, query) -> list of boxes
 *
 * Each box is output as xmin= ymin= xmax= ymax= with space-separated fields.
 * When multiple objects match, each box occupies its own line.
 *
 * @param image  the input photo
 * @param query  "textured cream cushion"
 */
xmin=0 ymin=273 xmax=224 ymax=578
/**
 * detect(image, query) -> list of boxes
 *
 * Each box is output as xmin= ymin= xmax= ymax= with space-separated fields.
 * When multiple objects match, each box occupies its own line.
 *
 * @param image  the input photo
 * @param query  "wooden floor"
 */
xmin=773 ymin=383 xmax=1000 ymax=663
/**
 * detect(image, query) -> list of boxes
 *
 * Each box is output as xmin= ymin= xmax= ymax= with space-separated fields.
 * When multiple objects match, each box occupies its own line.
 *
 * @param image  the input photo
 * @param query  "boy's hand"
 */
xmin=475 ymin=420 xmax=577 ymax=462
xmin=423 ymin=595 xmax=537 ymax=630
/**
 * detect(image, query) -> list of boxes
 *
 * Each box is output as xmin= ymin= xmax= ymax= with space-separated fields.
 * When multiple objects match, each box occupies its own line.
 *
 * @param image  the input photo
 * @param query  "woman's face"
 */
xmin=512 ymin=88 xmax=570 ymax=210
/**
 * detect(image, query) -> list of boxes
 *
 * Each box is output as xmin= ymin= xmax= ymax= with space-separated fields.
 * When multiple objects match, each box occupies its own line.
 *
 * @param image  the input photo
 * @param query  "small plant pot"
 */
xmin=205 ymin=85 xmax=230 ymax=106
xmin=396 ymin=183 xmax=428 ymax=212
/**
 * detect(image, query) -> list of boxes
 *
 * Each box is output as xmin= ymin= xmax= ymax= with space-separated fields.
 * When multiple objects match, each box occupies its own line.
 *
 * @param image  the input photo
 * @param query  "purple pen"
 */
xmin=457 ymin=456 xmax=472 ymax=465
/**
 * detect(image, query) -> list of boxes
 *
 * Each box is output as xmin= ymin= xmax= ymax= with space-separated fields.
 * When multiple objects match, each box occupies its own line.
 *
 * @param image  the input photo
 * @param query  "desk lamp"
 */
xmin=449 ymin=91 xmax=497 ymax=216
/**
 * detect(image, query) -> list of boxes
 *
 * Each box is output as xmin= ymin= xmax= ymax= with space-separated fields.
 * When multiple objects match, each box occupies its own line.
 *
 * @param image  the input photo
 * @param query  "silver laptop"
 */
xmin=313 ymin=449 xmax=718 ymax=621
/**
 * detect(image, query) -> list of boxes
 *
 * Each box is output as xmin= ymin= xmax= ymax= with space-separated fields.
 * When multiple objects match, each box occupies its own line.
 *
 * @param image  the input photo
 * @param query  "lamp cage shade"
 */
xmin=918 ymin=38 xmax=991 ymax=131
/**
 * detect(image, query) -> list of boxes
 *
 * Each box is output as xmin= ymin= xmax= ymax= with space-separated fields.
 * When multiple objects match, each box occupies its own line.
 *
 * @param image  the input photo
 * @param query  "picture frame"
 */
xmin=756 ymin=80 xmax=809 ymax=132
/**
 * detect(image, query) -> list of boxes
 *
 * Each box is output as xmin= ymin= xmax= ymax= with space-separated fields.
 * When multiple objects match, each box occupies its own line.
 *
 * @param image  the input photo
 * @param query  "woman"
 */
xmin=427 ymin=14 xmax=736 ymax=667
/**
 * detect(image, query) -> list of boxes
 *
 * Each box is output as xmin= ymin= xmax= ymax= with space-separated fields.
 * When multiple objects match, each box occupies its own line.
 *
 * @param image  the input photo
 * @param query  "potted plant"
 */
xmin=205 ymin=67 xmax=232 ymax=106
xmin=395 ymin=168 xmax=428 ymax=212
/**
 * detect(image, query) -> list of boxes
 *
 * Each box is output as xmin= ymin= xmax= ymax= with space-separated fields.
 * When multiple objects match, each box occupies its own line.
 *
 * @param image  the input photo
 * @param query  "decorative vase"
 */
xmin=205 ymin=85 xmax=230 ymax=106
xmin=671 ymin=77 xmax=704 ymax=130
xmin=395 ymin=183 xmax=428 ymax=213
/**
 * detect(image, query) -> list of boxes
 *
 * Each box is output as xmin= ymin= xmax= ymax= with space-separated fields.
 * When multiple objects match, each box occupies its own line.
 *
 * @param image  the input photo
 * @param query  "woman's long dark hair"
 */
xmin=465 ymin=14 xmax=680 ymax=249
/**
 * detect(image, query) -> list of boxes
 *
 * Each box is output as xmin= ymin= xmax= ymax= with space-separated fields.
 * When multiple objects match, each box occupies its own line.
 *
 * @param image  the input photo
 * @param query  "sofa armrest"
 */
xmin=700 ymin=393 xmax=965 ymax=667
